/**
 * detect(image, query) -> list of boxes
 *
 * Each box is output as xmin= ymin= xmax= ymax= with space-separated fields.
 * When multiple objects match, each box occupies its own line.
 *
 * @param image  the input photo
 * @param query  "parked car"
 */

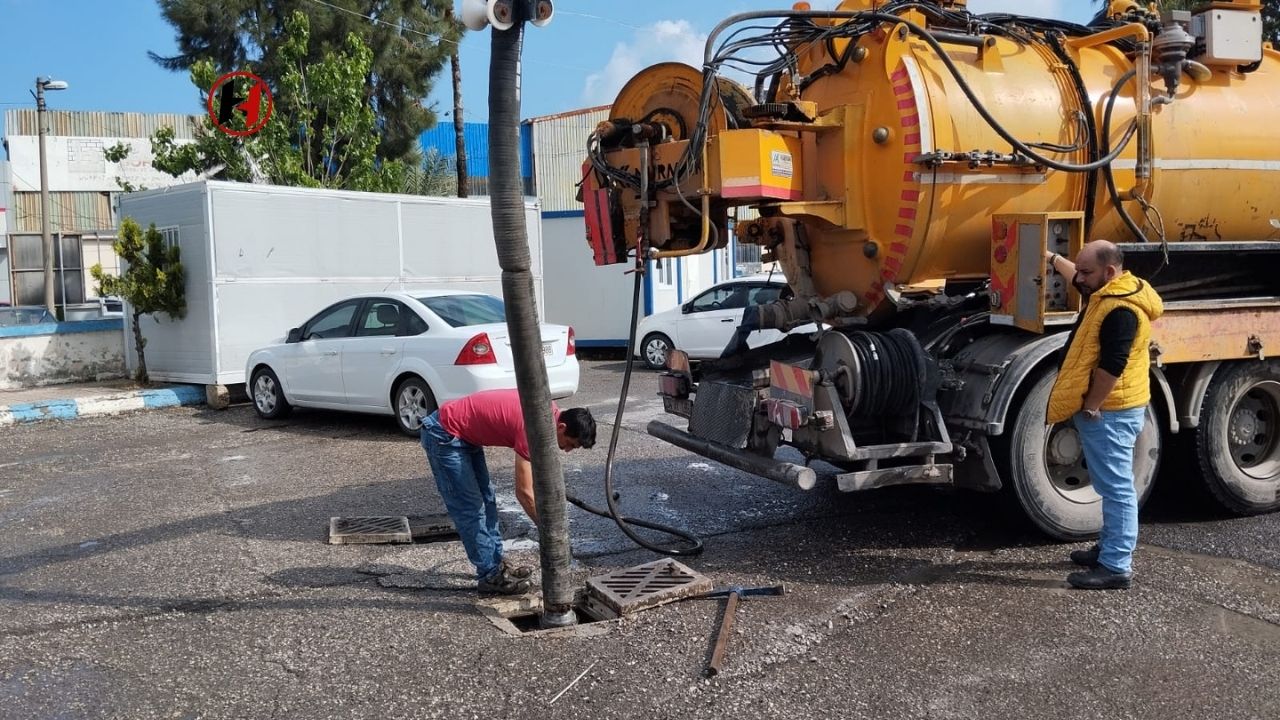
xmin=0 ymin=306 xmax=56 ymax=327
xmin=635 ymin=275 xmax=815 ymax=370
xmin=245 ymin=291 xmax=579 ymax=436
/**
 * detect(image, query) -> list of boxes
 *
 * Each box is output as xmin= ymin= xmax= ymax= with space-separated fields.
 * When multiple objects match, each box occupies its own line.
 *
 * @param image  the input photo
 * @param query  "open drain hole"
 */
xmin=506 ymin=605 xmax=606 ymax=633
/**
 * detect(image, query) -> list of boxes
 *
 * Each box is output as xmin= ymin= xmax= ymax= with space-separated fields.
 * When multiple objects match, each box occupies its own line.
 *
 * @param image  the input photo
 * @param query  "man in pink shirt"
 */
xmin=419 ymin=388 xmax=596 ymax=594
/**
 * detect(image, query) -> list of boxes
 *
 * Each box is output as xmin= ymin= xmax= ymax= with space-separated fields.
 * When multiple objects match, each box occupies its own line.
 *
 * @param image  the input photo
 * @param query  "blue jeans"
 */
xmin=420 ymin=412 xmax=503 ymax=581
xmin=1074 ymin=406 xmax=1146 ymax=574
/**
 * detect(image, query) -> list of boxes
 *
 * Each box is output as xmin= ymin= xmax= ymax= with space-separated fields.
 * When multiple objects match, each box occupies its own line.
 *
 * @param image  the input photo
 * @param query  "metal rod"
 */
xmin=706 ymin=590 xmax=739 ymax=676
xmin=929 ymin=29 xmax=989 ymax=48
xmin=647 ymin=420 xmax=817 ymax=490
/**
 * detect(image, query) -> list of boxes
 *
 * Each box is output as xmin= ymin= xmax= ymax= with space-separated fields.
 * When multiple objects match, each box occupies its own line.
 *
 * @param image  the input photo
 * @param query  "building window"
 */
xmin=735 ymin=241 xmax=763 ymax=277
xmin=158 ymin=226 xmax=180 ymax=250
xmin=655 ymin=258 xmax=675 ymax=288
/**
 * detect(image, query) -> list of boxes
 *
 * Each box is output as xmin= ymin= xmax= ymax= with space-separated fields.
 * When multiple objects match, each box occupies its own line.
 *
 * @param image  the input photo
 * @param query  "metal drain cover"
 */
xmin=407 ymin=514 xmax=458 ymax=541
xmin=586 ymin=559 xmax=713 ymax=616
xmin=328 ymin=516 xmax=412 ymax=544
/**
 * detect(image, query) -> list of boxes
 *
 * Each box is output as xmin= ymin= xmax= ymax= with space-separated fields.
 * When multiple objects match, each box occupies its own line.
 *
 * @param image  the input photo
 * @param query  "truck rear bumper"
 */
xmin=647 ymin=420 xmax=817 ymax=490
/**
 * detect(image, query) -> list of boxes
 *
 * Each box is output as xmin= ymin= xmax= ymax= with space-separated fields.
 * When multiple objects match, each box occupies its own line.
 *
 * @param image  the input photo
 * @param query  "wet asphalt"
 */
xmin=1 ymin=356 xmax=1278 ymax=719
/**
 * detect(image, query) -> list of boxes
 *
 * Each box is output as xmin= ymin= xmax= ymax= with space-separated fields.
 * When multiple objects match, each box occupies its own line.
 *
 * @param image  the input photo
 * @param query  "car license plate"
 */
xmin=543 ymin=343 xmax=553 ymax=357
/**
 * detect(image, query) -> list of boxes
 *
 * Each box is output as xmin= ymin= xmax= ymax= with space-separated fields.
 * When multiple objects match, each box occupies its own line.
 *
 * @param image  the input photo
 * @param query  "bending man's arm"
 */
xmin=514 ymin=455 xmax=538 ymax=526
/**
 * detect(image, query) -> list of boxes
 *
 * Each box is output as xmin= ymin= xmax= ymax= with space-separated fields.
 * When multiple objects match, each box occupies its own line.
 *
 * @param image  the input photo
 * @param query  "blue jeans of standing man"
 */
xmin=1074 ymin=406 xmax=1146 ymax=574
xmin=420 ymin=411 xmax=503 ymax=581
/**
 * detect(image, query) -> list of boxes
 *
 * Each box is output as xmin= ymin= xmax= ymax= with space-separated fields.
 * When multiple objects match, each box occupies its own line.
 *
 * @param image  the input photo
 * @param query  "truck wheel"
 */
xmin=394 ymin=376 xmax=437 ymax=437
xmin=641 ymin=333 xmax=673 ymax=370
xmin=1193 ymin=360 xmax=1280 ymax=514
xmin=250 ymin=367 xmax=292 ymax=420
xmin=1003 ymin=372 xmax=1161 ymax=541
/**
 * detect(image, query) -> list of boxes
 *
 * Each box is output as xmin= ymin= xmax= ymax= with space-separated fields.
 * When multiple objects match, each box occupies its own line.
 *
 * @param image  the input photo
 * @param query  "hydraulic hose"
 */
xmin=1101 ymin=68 xmax=1151 ymax=244
xmin=564 ymin=266 xmax=704 ymax=556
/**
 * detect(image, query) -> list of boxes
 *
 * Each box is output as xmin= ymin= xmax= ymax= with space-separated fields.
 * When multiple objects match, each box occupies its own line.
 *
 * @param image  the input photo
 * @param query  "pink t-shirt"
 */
xmin=438 ymin=389 xmax=560 ymax=461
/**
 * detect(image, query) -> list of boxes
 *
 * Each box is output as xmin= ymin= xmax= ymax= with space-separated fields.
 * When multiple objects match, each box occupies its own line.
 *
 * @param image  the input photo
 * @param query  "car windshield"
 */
xmin=0 ymin=308 xmax=56 ymax=327
xmin=417 ymin=295 xmax=506 ymax=328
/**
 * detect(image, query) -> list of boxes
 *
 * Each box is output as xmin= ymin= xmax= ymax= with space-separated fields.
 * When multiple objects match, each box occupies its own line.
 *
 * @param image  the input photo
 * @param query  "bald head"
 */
xmin=1073 ymin=239 xmax=1124 ymax=296
xmin=1079 ymin=239 xmax=1124 ymax=269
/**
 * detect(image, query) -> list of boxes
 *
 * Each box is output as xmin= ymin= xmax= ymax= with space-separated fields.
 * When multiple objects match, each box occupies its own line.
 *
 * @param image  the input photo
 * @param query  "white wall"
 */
xmin=541 ymin=213 xmax=638 ymax=345
xmin=6 ymin=136 xmax=197 ymax=193
xmin=0 ymin=324 xmax=125 ymax=389
xmin=120 ymin=181 xmax=543 ymax=385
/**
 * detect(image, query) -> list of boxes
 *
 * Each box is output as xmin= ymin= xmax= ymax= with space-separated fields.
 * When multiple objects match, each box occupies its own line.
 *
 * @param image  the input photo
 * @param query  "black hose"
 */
xmin=489 ymin=20 xmax=575 ymax=613
xmin=1045 ymin=31 xmax=1101 ymax=234
xmin=564 ymin=267 xmax=704 ymax=556
xmin=1100 ymin=68 xmax=1150 ymax=244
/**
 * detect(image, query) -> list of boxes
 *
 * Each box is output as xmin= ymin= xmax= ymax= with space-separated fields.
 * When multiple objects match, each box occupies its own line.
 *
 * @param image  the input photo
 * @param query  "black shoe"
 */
xmin=1067 ymin=566 xmax=1132 ymax=590
xmin=478 ymin=566 xmax=532 ymax=596
xmin=1070 ymin=545 xmax=1101 ymax=568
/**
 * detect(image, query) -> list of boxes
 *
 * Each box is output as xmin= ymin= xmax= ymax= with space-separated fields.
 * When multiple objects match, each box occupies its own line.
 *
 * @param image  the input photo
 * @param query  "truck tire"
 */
xmin=1003 ymin=372 xmax=1161 ymax=540
xmin=641 ymin=333 xmax=673 ymax=370
xmin=394 ymin=376 xmax=437 ymax=437
xmin=1193 ymin=360 xmax=1280 ymax=514
xmin=250 ymin=367 xmax=291 ymax=420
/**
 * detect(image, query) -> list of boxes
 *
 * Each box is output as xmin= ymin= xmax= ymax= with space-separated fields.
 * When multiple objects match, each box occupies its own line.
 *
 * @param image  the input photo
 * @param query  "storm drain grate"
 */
xmin=406 ymin=514 xmax=459 ymax=542
xmin=586 ymin=559 xmax=713 ymax=616
xmin=328 ymin=516 xmax=412 ymax=544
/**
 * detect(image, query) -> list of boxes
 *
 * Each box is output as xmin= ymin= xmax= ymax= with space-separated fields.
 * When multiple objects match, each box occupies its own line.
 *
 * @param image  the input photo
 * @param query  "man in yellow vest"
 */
xmin=1045 ymin=240 xmax=1164 ymax=590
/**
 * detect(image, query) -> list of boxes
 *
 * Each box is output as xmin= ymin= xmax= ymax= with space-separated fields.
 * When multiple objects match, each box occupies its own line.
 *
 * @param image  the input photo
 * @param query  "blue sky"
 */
xmin=0 ymin=0 xmax=1092 ymax=138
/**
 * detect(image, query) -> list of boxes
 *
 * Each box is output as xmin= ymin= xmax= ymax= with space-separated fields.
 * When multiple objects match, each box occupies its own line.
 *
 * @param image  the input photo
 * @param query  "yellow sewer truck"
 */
xmin=579 ymin=0 xmax=1280 ymax=538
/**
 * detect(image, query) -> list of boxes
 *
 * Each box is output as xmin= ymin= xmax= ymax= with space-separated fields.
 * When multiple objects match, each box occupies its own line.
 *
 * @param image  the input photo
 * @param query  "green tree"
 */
xmin=149 ymin=0 xmax=462 ymax=162
xmin=148 ymin=11 xmax=406 ymax=192
xmin=91 ymin=219 xmax=186 ymax=385
xmin=400 ymin=147 xmax=457 ymax=196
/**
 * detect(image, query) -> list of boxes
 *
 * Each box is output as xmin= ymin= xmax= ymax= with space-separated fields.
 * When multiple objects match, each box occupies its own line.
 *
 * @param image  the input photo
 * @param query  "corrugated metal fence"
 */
xmin=527 ymin=106 xmax=610 ymax=213
xmin=5 ymin=109 xmax=201 ymax=140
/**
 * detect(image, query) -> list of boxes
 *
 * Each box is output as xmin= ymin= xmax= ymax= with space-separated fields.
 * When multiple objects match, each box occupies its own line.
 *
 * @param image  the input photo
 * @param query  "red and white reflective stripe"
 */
xmin=764 ymin=398 xmax=806 ymax=430
xmin=769 ymin=360 xmax=813 ymax=399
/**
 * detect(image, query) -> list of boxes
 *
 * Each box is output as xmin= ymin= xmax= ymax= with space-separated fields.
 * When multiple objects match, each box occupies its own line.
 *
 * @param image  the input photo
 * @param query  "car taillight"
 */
xmin=567 ymin=327 xmax=576 ymax=355
xmin=455 ymin=332 xmax=497 ymax=365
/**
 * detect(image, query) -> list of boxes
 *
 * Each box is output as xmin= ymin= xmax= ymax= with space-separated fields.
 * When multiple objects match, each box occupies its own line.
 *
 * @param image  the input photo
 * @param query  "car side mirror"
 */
xmin=681 ymin=303 xmax=692 ymax=314
xmin=287 ymin=327 xmax=303 ymax=343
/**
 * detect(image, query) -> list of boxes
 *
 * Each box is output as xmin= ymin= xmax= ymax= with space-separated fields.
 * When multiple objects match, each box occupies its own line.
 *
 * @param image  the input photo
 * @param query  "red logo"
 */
xmin=207 ymin=71 xmax=273 ymax=137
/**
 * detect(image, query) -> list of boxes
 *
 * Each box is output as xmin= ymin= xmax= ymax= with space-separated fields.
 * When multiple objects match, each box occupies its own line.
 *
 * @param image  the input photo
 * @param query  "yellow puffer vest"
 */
xmin=1046 ymin=271 xmax=1164 ymax=424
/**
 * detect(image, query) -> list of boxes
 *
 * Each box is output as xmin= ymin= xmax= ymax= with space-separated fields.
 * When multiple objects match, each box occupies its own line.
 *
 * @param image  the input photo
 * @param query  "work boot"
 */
xmin=1067 ymin=566 xmax=1132 ymax=590
xmin=501 ymin=560 xmax=533 ymax=579
xmin=478 ymin=565 xmax=532 ymax=596
xmin=1070 ymin=545 xmax=1101 ymax=567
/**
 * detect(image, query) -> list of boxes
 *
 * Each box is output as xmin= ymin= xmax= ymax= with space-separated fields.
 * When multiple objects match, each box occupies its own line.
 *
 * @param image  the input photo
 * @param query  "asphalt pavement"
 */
xmin=1 ymin=357 xmax=1278 ymax=719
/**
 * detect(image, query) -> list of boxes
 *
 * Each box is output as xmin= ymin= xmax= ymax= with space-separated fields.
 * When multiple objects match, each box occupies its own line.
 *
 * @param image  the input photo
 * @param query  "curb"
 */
xmin=0 ymin=385 xmax=207 ymax=426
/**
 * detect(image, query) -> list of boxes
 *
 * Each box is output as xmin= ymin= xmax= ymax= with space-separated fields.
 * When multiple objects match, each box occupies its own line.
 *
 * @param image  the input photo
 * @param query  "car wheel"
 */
xmin=250 ymin=367 xmax=292 ymax=420
xmin=641 ymin=333 xmax=673 ymax=370
xmin=395 ymin=376 xmax=437 ymax=437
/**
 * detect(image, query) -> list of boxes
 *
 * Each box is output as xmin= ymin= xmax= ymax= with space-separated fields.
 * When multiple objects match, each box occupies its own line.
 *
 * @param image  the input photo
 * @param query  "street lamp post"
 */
xmin=35 ymin=76 xmax=68 ymax=316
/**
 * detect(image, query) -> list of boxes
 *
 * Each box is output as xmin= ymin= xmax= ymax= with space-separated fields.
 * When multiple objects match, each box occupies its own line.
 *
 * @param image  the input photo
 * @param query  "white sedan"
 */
xmin=245 ymin=291 xmax=579 ymax=435
xmin=635 ymin=275 xmax=804 ymax=369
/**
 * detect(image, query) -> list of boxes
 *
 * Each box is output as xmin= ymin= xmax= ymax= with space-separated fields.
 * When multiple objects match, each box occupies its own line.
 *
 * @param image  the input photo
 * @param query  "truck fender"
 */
xmin=943 ymin=330 xmax=1181 ymax=436
xmin=941 ymin=330 xmax=1067 ymax=436
xmin=1174 ymin=361 xmax=1222 ymax=430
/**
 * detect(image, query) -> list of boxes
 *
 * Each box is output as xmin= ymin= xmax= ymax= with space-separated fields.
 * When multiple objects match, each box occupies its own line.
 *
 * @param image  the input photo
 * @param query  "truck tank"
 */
xmin=580 ymin=0 xmax=1280 ymax=539
xmin=585 ymin=0 xmax=1280 ymax=315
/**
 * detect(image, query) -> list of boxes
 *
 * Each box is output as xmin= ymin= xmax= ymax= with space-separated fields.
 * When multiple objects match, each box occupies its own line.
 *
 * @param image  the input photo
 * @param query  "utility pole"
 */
xmin=445 ymin=7 xmax=470 ymax=198
xmin=468 ymin=0 xmax=573 ymax=628
xmin=35 ymin=76 xmax=68 ymax=316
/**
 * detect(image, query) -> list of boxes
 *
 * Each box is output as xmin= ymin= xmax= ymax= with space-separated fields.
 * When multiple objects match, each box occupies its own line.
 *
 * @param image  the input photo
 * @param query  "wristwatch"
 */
xmin=1082 ymin=408 xmax=1102 ymax=420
